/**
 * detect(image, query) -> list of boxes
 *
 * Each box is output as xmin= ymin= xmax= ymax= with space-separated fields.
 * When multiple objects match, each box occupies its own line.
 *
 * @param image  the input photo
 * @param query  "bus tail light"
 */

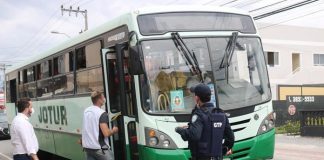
xmin=145 ymin=127 xmax=177 ymax=149
xmin=257 ymin=112 xmax=275 ymax=135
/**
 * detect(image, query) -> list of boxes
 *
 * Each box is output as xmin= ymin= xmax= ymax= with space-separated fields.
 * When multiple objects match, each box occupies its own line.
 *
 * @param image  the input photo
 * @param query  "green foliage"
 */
xmin=275 ymin=120 xmax=300 ymax=135
xmin=285 ymin=120 xmax=300 ymax=135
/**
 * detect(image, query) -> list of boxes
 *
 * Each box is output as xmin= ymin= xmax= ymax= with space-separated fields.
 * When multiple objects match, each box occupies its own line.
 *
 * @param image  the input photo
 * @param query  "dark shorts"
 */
xmin=13 ymin=154 xmax=31 ymax=160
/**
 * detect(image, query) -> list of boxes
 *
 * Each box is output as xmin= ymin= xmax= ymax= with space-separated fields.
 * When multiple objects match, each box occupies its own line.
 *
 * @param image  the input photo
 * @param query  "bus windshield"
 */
xmin=140 ymin=37 xmax=271 ymax=114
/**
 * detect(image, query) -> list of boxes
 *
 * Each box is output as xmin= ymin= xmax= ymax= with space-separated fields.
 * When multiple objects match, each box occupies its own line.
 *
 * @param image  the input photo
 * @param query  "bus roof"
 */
xmin=6 ymin=5 xmax=250 ymax=73
xmin=135 ymin=5 xmax=249 ymax=15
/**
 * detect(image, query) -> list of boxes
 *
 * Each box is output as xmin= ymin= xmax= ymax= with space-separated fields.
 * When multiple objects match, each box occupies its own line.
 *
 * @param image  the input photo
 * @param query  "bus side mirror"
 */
xmin=129 ymin=45 xmax=145 ymax=75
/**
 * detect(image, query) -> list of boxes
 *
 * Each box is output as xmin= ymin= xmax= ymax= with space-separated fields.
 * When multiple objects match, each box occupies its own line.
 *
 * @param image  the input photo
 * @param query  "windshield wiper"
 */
xmin=171 ymin=32 xmax=204 ymax=82
xmin=219 ymin=32 xmax=238 ymax=84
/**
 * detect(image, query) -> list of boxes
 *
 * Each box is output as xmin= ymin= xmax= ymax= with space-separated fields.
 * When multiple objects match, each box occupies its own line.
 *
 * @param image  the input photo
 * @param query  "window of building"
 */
xmin=265 ymin=51 xmax=279 ymax=66
xmin=314 ymin=54 xmax=324 ymax=66
xmin=76 ymin=47 xmax=86 ymax=70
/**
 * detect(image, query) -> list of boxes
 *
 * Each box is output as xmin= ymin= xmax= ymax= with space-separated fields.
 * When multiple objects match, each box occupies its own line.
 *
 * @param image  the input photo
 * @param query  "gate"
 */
xmin=300 ymin=110 xmax=324 ymax=137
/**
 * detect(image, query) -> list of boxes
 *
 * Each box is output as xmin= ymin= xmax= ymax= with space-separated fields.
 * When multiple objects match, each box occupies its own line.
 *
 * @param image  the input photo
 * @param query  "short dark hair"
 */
xmin=200 ymin=95 xmax=211 ymax=103
xmin=91 ymin=91 xmax=103 ymax=104
xmin=17 ymin=98 xmax=31 ymax=113
xmin=190 ymin=84 xmax=211 ymax=103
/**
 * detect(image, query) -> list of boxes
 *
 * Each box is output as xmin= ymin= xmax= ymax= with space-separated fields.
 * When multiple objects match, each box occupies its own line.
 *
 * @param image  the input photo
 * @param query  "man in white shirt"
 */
xmin=10 ymin=98 xmax=39 ymax=160
xmin=82 ymin=91 xmax=118 ymax=160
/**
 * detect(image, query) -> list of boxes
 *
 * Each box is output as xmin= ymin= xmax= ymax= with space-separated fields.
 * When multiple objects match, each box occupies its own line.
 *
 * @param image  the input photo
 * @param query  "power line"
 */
xmin=259 ymin=8 xmax=324 ymax=30
xmin=254 ymin=0 xmax=319 ymax=20
xmin=249 ymin=0 xmax=288 ymax=13
xmin=220 ymin=0 xmax=239 ymax=6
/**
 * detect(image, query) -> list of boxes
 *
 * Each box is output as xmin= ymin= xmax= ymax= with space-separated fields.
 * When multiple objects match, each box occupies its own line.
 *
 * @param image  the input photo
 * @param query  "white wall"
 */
xmin=256 ymin=23 xmax=324 ymax=99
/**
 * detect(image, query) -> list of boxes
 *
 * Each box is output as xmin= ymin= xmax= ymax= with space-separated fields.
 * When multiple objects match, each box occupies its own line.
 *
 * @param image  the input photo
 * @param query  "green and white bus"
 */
xmin=6 ymin=6 xmax=275 ymax=160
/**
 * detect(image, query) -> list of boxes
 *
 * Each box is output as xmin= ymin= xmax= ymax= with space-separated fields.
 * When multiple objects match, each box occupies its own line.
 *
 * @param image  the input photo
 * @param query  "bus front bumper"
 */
xmin=226 ymin=128 xmax=275 ymax=160
xmin=139 ymin=146 xmax=191 ymax=160
xmin=139 ymin=128 xmax=275 ymax=160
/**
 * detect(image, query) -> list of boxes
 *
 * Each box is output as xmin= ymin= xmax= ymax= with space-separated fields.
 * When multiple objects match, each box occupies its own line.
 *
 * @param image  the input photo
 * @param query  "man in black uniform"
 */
xmin=175 ymin=84 xmax=234 ymax=160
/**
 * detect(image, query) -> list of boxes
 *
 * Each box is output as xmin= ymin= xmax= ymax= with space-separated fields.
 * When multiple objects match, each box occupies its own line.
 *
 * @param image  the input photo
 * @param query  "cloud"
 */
xmin=1 ymin=0 xmax=324 ymax=66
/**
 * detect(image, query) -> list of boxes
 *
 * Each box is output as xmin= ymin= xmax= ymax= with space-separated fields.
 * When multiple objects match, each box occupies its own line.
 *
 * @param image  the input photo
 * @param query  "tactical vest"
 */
xmin=197 ymin=109 xmax=226 ymax=157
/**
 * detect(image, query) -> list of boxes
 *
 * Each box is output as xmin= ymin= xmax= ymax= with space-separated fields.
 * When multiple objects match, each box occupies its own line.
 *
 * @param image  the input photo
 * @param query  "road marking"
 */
xmin=0 ymin=152 xmax=12 ymax=160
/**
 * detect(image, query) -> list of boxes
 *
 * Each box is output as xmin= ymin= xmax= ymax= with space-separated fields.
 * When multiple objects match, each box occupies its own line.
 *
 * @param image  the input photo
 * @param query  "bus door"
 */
xmin=102 ymin=43 xmax=139 ymax=160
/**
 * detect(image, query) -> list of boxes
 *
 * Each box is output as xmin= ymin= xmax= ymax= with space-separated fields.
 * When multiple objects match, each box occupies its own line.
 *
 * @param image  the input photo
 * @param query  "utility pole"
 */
xmin=61 ymin=5 xmax=88 ymax=32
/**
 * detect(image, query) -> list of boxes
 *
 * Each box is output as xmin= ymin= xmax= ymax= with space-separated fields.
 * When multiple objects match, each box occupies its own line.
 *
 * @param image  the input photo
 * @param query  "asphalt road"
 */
xmin=274 ymin=134 xmax=324 ymax=160
xmin=1 ymin=135 xmax=324 ymax=160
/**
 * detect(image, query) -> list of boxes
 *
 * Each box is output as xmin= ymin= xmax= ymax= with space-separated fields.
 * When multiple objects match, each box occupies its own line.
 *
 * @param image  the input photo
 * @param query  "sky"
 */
xmin=0 ymin=0 xmax=324 ymax=66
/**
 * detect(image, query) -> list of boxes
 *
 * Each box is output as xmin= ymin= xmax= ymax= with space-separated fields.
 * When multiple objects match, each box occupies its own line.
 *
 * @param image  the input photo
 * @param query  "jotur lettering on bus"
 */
xmin=38 ymin=106 xmax=68 ymax=125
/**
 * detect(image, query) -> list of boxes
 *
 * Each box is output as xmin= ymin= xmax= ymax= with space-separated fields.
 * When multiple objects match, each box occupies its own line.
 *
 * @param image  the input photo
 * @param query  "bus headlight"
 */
xmin=145 ymin=127 xmax=178 ymax=149
xmin=257 ymin=112 xmax=275 ymax=135
xmin=149 ymin=137 xmax=158 ymax=146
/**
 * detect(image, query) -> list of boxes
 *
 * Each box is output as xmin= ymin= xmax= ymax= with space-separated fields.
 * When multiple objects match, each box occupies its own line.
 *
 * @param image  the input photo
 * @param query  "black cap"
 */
xmin=190 ymin=83 xmax=211 ymax=102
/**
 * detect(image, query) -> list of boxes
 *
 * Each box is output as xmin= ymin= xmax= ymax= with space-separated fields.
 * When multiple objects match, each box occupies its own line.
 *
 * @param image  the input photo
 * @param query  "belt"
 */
xmin=191 ymin=156 xmax=221 ymax=160
xmin=83 ymin=147 xmax=110 ymax=151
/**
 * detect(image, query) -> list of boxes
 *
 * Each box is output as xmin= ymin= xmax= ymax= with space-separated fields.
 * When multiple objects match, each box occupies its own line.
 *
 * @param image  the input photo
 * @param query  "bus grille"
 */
xmin=230 ymin=119 xmax=251 ymax=133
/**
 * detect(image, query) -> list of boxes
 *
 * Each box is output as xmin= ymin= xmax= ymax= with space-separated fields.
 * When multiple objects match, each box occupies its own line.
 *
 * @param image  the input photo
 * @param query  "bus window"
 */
xmin=21 ymin=67 xmax=37 ymax=98
xmin=27 ymin=67 xmax=35 ymax=82
xmin=6 ymin=79 xmax=16 ymax=103
xmin=76 ymin=67 xmax=103 ymax=94
xmin=54 ymin=53 xmax=69 ymax=75
xmin=141 ymin=39 xmax=209 ymax=114
xmin=85 ymin=41 xmax=101 ymax=67
xmin=23 ymin=69 xmax=27 ymax=83
xmin=18 ymin=71 xmax=22 ymax=85
xmin=24 ymin=82 xmax=36 ymax=98
xmin=36 ymin=64 xmax=41 ymax=80
xmin=37 ymin=60 xmax=54 ymax=98
xmin=69 ymin=51 xmax=74 ymax=72
xmin=53 ymin=73 xmax=74 ymax=95
xmin=53 ymin=53 xmax=74 ymax=95
xmin=76 ymin=41 xmax=103 ymax=94
xmin=18 ymin=69 xmax=28 ymax=98
xmin=76 ymin=47 xmax=86 ymax=70
xmin=41 ymin=60 xmax=53 ymax=79
xmin=18 ymin=71 xmax=25 ymax=98
xmin=37 ymin=78 xmax=53 ymax=98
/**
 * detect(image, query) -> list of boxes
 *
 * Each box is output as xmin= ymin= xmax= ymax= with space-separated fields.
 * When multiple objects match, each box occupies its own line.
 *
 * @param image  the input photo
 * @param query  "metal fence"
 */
xmin=273 ymin=96 xmax=324 ymax=137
